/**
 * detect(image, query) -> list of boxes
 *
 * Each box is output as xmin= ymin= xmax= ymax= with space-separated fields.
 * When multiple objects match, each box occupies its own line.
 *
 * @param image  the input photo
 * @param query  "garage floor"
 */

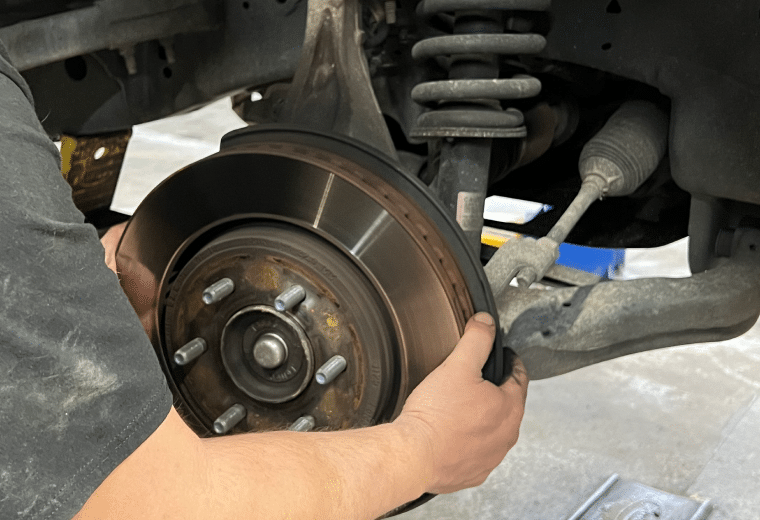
xmin=113 ymin=99 xmax=760 ymax=519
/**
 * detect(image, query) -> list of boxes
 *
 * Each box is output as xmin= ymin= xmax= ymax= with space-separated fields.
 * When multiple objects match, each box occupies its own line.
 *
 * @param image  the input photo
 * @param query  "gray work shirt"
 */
xmin=0 ymin=43 xmax=173 ymax=519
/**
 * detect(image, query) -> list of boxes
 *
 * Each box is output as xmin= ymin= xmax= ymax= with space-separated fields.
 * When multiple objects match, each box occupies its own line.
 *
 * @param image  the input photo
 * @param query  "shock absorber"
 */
xmin=410 ymin=0 xmax=550 ymax=251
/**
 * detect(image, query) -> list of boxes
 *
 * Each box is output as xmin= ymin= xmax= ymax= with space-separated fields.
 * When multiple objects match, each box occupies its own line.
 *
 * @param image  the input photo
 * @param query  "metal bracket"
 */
xmin=0 ymin=0 xmax=218 ymax=71
xmin=279 ymin=0 xmax=398 ymax=162
xmin=566 ymin=474 xmax=712 ymax=520
xmin=60 ymin=129 xmax=132 ymax=215
xmin=490 ymin=229 xmax=760 ymax=380
xmin=432 ymin=138 xmax=493 ymax=252
xmin=485 ymin=234 xmax=560 ymax=291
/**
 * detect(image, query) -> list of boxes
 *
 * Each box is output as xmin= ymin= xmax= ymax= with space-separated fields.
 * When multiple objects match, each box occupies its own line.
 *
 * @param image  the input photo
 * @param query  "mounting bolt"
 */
xmin=173 ymin=337 xmax=207 ymax=366
xmin=384 ymin=0 xmax=397 ymax=24
xmin=213 ymin=404 xmax=247 ymax=434
xmin=118 ymin=46 xmax=137 ymax=75
xmin=515 ymin=267 xmax=537 ymax=288
xmin=315 ymin=355 xmax=347 ymax=385
xmin=203 ymin=278 xmax=234 ymax=305
xmin=253 ymin=332 xmax=289 ymax=369
xmin=274 ymin=285 xmax=306 ymax=312
xmin=288 ymin=415 xmax=316 ymax=432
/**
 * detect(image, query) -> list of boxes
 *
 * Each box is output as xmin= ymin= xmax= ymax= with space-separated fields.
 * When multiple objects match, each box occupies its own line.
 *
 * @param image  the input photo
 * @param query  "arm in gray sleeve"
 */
xmin=0 ymin=41 xmax=173 ymax=520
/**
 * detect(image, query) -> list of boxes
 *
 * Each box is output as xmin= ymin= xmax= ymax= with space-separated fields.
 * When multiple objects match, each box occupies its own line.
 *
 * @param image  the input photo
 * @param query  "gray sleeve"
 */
xmin=0 ymin=43 xmax=173 ymax=519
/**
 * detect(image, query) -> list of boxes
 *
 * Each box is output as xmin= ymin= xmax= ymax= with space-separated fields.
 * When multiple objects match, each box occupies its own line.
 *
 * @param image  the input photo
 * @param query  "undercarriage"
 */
xmin=5 ymin=0 xmax=760 ymax=514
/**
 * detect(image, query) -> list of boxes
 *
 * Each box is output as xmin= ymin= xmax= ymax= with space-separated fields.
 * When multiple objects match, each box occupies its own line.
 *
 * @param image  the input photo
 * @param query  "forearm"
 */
xmin=74 ymin=316 xmax=526 ymax=520
xmin=74 ymin=408 xmax=431 ymax=520
xmin=203 ymin=419 xmax=430 ymax=519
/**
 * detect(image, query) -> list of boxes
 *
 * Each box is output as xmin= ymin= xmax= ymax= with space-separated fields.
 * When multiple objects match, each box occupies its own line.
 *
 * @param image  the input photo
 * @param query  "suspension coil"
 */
xmin=410 ymin=0 xmax=550 ymax=139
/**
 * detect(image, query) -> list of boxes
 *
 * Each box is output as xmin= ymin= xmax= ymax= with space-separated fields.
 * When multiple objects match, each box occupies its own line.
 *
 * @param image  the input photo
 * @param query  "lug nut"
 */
xmin=213 ymin=404 xmax=247 ymax=434
xmin=253 ymin=332 xmax=289 ymax=369
xmin=315 ymin=355 xmax=347 ymax=385
xmin=274 ymin=285 xmax=306 ymax=312
xmin=288 ymin=415 xmax=316 ymax=432
xmin=202 ymin=278 xmax=234 ymax=305
xmin=173 ymin=337 xmax=207 ymax=366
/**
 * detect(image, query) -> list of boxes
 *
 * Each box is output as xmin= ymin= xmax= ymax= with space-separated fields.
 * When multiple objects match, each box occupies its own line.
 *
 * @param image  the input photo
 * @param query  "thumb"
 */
xmin=444 ymin=313 xmax=496 ymax=376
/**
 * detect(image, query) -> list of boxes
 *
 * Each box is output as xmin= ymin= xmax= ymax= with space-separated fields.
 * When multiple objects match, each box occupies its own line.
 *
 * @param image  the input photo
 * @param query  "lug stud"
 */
xmin=213 ymin=404 xmax=247 ymax=434
xmin=288 ymin=415 xmax=316 ymax=432
xmin=203 ymin=278 xmax=234 ymax=305
xmin=173 ymin=337 xmax=207 ymax=366
xmin=274 ymin=285 xmax=306 ymax=312
xmin=315 ymin=355 xmax=347 ymax=385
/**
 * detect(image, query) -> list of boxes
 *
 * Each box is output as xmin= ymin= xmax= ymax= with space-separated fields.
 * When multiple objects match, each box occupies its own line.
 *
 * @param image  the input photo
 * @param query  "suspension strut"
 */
xmin=411 ymin=0 xmax=550 ymax=251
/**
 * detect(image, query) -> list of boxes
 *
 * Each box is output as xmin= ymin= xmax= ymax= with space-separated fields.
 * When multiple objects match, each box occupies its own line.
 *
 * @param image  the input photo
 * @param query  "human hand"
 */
xmin=395 ymin=312 xmax=529 ymax=494
xmin=101 ymin=221 xmax=127 ymax=273
xmin=99 ymin=221 xmax=158 ymax=337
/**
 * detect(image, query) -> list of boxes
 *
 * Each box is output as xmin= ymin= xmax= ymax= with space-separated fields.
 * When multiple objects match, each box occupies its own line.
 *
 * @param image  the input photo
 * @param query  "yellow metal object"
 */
xmin=60 ymin=136 xmax=76 ymax=177
xmin=481 ymin=226 xmax=520 ymax=248
xmin=59 ymin=130 xmax=132 ymax=214
xmin=482 ymin=232 xmax=508 ymax=248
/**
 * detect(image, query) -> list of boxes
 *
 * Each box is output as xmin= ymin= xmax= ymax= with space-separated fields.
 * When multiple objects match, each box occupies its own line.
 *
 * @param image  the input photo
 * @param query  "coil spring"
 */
xmin=410 ymin=0 xmax=550 ymax=139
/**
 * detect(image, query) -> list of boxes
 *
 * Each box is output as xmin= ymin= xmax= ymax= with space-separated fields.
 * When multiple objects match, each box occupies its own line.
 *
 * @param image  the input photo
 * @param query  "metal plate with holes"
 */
xmin=60 ymin=129 xmax=131 ymax=214
xmin=116 ymin=126 xmax=503 ymax=438
xmin=162 ymin=224 xmax=395 ymax=429
xmin=567 ymin=475 xmax=712 ymax=520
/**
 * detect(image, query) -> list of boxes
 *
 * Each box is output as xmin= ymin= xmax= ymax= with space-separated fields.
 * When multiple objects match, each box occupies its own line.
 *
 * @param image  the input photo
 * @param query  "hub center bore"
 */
xmin=221 ymin=305 xmax=313 ymax=404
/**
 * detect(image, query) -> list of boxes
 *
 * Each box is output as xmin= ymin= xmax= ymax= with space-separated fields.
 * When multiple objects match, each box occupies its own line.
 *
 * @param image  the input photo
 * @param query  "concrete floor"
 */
xmin=113 ymin=100 xmax=760 ymax=519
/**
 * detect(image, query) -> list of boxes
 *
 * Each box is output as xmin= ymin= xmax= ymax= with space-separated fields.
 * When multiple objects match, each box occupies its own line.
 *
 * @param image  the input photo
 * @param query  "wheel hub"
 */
xmin=161 ymin=223 xmax=395 ymax=432
xmin=221 ymin=305 xmax=313 ymax=403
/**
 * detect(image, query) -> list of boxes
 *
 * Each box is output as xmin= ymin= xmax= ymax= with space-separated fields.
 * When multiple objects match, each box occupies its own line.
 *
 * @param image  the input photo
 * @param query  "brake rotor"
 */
xmin=116 ymin=125 xmax=502 ymax=437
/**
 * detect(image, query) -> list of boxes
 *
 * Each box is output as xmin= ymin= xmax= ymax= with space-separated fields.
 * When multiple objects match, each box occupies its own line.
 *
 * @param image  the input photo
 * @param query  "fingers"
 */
xmin=501 ymin=356 xmax=529 ymax=403
xmin=444 ymin=312 xmax=497 ymax=376
xmin=101 ymin=221 xmax=128 ymax=274
xmin=101 ymin=221 xmax=127 ymax=249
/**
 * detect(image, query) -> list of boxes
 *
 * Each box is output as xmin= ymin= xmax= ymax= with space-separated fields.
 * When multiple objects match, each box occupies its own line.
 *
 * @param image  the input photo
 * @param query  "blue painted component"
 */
xmin=557 ymin=243 xmax=625 ymax=278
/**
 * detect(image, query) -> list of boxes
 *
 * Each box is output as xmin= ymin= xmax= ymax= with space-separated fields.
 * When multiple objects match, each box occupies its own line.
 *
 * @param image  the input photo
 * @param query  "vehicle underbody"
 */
xmin=4 ymin=0 xmax=760 ymax=514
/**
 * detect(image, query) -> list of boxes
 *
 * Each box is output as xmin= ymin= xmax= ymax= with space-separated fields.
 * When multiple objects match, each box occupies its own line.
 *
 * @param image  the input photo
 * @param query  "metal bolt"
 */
xmin=515 ymin=268 xmax=537 ymax=288
xmin=253 ymin=332 xmax=289 ymax=369
xmin=274 ymin=285 xmax=306 ymax=312
xmin=384 ymin=0 xmax=396 ymax=24
xmin=315 ymin=355 xmax=347 ymax=385
xmin=118 ymin=45 xmax=137 ymax=75
xmin=173 ymin=337 xmax=207 ymax=366
xmin=288 ymin=415 xmax=316 ymax=432
xmin=203 ymin=278 xmax=235 ymax=304
xmin=687 ymin=499 xmax=712 ymax=520
xmin=213 ymin=404 xmax=247 ymax=435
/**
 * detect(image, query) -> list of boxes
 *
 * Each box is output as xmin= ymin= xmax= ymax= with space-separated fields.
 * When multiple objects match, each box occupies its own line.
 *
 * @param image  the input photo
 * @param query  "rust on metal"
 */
xmin=60 ymin=129 xmax=131 ymax=214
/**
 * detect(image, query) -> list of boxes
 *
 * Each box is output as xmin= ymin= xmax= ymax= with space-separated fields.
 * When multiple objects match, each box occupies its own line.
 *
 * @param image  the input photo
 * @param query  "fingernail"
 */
xmin=473 ymin=312 xmax=494 ymax=326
